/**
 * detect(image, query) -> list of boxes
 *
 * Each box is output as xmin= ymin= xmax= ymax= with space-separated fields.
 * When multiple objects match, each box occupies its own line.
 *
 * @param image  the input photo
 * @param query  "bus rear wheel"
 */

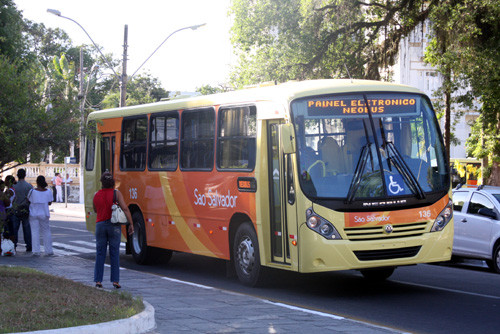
xmin=131 ymin=211 xmax=151 ymax=264
xmin=360 ymin=267 xmax=396 ymax=281
xmin=233 ymin=223 xmax=263 ymax=287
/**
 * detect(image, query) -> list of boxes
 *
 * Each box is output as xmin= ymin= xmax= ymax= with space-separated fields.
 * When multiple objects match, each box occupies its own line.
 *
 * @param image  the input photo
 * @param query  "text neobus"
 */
xmin=194 ymin=188 xmax=238 ymax=208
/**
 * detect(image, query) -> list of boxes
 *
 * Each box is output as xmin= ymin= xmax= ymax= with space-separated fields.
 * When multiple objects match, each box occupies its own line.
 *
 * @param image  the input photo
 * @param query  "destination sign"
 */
xmin=307 ymin=97 xmax=417 ymax=116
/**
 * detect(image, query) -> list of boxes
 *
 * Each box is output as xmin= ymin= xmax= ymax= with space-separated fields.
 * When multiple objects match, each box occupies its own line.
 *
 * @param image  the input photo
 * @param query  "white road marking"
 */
xmin=263 ymin=300 xmax=344 ymax=320
xmin=393 ymin=280 xmax=500 ymax=300
xmin=52 ymin=226 xmax=89 ymax=233
xmin=161 ymin=277 xmax=215 ymax=290
xmin=52 ymin=242 xmax=95 ymax=253
xmin=40 ymin=245 xmax=77 ymax=256
xmin=72 ymin=240 xmax=126 ymax=250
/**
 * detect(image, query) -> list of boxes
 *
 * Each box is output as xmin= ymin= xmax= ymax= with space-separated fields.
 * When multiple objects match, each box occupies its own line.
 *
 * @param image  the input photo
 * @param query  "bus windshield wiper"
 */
xmin=378 ymin=119 xmax=426 ymax=199
xmin=346 ymin=143 xmax=371 ymax=204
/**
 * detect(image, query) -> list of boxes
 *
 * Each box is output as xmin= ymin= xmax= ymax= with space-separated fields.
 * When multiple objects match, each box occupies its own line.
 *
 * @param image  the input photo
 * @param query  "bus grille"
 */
xmin=344 ymin=222 xmax=428 ymax=241
xmin=354 ymin=246 xmax=421 ymax=261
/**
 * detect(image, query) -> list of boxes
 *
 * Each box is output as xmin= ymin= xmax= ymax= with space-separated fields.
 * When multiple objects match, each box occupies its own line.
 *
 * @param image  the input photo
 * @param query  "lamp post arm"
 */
xmin=47 ymin=9 xmax=120 ymax=80
xmin=129 ymin=23 xmax=206 ymax=80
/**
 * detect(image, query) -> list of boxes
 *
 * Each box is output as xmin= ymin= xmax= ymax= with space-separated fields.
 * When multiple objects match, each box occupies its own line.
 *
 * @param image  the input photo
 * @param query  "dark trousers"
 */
xmin=52 ymin=186 xmax=57 ymax=202
xmin=11 ymin=213 xmax=32 ymax=251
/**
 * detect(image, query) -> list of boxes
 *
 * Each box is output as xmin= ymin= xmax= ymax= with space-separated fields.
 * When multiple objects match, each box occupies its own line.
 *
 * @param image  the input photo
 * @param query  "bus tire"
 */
xmin=131 ymin=211 xmax=151 ymax=265
xmin=233 ymin=223 xmax=263 ymax=287
xmin=360 ymin=267 xmax=395 ymax=281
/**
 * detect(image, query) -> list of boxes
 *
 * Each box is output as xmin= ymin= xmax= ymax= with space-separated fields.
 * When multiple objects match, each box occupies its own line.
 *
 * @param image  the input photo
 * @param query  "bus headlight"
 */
xmin=431 ymin=200 xmax=453 ymax=232
xmin=306 ymin=208 xmax=342 ymax=240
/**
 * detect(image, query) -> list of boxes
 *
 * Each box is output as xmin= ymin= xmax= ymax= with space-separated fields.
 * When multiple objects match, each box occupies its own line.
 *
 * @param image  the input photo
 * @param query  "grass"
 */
xmin=0 ymin=266 xmax=144 ymax=333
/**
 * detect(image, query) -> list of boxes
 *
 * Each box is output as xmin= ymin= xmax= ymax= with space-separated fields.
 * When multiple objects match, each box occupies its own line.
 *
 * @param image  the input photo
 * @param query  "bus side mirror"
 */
xmin=280 ymin=123 xmax=296 ymax=154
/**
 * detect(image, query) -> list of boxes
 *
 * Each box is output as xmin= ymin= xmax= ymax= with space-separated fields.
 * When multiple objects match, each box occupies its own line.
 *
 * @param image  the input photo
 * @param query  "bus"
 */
xmin=84 ymin=79 xmax=453 ymax=286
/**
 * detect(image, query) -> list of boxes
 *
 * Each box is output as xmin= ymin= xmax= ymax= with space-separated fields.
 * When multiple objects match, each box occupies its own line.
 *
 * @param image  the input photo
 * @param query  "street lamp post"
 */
xmin=47 ymin=8 xmax=205 ymax=106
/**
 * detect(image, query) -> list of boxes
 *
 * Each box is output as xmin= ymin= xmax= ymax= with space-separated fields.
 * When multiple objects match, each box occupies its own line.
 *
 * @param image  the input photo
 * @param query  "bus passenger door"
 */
xmin=100 ymin=133 xmax=116 ymax=176
xmin=268 ymin=121 xmax=295 ymax=265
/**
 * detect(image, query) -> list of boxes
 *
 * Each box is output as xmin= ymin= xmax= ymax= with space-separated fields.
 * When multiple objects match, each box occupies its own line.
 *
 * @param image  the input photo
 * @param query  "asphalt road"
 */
xmin=49 ymin=213 xmax=500 ymax=333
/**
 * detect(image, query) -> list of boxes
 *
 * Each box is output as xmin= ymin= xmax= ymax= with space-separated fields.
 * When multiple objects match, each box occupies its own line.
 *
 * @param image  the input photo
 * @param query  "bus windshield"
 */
xmin=291 ymin=92 xmax=449 ymax=202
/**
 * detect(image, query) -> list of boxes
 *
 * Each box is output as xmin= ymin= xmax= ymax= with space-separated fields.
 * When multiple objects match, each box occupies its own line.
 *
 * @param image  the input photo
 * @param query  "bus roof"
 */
xmin=87 ymin=79 xmax=423 ymax=121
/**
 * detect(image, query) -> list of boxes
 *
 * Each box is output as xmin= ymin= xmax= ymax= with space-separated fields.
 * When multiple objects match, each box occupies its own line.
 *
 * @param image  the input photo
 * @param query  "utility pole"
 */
xmin=79 ymin=47 xmax=85 ymax=203
xmin=120 ymin=24 xmax=128 ymax=107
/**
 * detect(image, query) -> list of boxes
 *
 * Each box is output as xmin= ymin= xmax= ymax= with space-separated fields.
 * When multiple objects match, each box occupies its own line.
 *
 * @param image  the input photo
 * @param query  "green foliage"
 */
xmin=196 ymin=84 xmax=226 ymax=95
xmin=0 ymin=0 xmax=28 ymax=61
xmin=229 ymin=0 xmax=433 ymax=86
xmin=101 ymin=73 xmax=168 ymax=109
xmin=0 ymin=1 xmax=79 ymax=171
xmin=0 ymin=56 xmax=78 ymax=170
xmin=425 ymin=0 xmax=500 ymax=182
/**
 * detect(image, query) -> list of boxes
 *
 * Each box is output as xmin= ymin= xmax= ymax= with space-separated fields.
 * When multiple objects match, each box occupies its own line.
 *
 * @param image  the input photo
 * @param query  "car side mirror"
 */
xmin=478 ymin=208 xmax=498 ymax=220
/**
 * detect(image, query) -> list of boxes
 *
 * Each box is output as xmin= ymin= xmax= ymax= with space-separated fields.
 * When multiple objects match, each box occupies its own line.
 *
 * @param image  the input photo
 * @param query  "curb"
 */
xmin=22 ymin=301 xmax=155 ymax=334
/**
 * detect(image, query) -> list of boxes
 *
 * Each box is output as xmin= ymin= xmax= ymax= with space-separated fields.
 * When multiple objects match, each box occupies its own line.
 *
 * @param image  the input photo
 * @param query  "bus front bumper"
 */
xmin=298 ymin=222 xmax=453 ymax=273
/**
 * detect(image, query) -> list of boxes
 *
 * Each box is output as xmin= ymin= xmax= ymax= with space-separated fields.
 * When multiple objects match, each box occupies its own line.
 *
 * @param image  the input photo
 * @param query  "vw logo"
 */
xmin=384 ymin=224 xmax=394 ymax=234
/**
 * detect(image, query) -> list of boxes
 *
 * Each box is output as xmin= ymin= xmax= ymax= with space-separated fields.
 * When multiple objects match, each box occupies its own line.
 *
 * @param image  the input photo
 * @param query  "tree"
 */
xmin=424 ymin=0 xmax=500 ymax=184
xmin=0 ymin=0 xmax=28 ymax=61
xmin=196 ymin=84 xmax=230 ymax=95
xmin=0 ymin=1 xmax=78 ymax=171
xmin=230 ymin=0 xmax=438 ymax=87
xmin=0 ymin=56 xmax=78 ymax=171
xmin=101 ymin=73 xmax=168 ymax=109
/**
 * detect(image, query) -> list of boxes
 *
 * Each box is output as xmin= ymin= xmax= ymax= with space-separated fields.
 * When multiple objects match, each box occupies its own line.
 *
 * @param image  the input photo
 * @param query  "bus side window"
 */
xmin=85 ymin=137 xmax=95 ymax=171
xmin=149 ymin=112 xmax=179 ymax=170
xmin=120 ymin=116 xmax=148 ymax=171
xmin=180 ymin=108 xmax=215 ymax=170
xmin=217 ymin=105 xmax=257 ymax=171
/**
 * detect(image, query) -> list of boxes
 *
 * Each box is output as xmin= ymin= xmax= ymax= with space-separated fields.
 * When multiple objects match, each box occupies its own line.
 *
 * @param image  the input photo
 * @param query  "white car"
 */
xmin=452 ymin=185 xmax=500 ymax=273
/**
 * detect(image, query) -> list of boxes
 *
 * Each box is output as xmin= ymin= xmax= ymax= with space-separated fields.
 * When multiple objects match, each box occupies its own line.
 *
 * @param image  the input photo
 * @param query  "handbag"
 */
xmin=111 ymin=190 xmax=128 ymax=225
xmin=1 ymin=238 xmax=15 ymax=256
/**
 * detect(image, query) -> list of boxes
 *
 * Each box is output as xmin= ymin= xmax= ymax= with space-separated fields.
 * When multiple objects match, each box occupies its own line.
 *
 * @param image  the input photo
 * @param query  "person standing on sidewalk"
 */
xmin=3 ymin=176 xmax=16 ymax=248
xmin=12 ymin=168 xmax=33 ymax=253
xmin=55 ymin=174 xmax=63 ymax=203
xmin=93 ymin=172 xmax=134 ymax=289
xmin=27 ymin=176 xmax=53 ymax=256
xmin=62 ymin=173 xmax=73 ymax=202
xmin=51 ymin=173 xmax=59 ymax=203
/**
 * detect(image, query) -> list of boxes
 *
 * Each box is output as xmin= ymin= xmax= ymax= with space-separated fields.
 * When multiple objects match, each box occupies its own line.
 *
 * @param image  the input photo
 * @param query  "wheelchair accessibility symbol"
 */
xmin=388 ymin=175 xmax=404 ymax=195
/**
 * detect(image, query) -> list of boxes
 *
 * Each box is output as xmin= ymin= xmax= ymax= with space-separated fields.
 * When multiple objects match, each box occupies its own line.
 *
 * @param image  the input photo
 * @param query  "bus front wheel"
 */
xmin=131 ymin=211 xmax=151 ymax=264
xmin=233 ymin=223 xmax=263 ymax=287
xmin=360 ymin=267 xmax=395 ymax=281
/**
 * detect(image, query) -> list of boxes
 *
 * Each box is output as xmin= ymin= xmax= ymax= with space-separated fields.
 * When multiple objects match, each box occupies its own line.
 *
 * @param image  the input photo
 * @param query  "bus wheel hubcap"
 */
xmin=133 ymin=228 xmax=142 ymax=254
xmin=237 ymin=236 xmax=254 ymax=275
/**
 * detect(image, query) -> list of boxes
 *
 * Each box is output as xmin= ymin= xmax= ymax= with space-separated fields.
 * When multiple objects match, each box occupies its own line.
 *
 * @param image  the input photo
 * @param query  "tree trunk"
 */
xmin=444 ymin=81 xmax=451 ymax=163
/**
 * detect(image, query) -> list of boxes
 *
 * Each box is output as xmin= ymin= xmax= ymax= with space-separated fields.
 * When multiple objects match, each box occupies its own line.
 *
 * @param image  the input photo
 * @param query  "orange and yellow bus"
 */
xmin=84 ymin=79 xmax=453 ymax=286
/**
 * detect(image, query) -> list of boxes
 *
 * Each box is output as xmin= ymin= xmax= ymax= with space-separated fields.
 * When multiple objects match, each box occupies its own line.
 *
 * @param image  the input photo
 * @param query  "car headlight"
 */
xmin=431 ymin=200 xmax=453 ymax=232
xmin=306 ymin=208 xmax=342 ymax=240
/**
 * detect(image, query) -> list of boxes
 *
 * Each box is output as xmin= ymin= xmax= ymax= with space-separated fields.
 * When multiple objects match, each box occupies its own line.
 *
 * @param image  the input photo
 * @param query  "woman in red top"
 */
xmin=93 ymin=172 xmax=133 ymax=288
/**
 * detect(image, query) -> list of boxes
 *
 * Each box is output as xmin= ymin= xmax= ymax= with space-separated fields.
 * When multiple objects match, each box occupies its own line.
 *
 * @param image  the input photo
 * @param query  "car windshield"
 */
xmin=291 ymin=92 xmax=449 ymax=202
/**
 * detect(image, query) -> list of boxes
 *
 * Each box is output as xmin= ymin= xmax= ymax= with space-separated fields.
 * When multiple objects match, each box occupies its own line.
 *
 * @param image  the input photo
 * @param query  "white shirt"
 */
xmin=28 ymin=188 xmax=53 ymax=217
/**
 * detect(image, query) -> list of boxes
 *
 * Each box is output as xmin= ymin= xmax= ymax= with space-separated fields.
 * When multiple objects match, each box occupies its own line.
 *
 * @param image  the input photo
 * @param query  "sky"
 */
xmin=14 ymin=0 xmax=234 ymax=92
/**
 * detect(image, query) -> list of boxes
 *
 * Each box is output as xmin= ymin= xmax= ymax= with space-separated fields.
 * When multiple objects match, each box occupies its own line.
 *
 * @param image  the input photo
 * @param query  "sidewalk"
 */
xmin=50 ymin=202 xmax=85 ymax=218
xmin=4 ymin=206 xmax=402 ymax=333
